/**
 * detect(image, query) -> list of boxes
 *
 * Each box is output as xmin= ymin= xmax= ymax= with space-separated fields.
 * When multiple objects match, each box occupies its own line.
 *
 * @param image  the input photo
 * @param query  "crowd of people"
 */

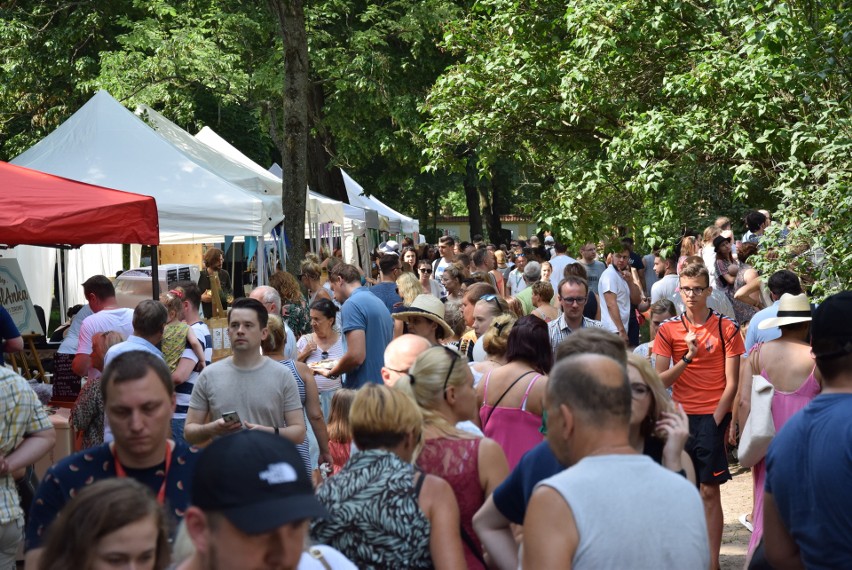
xmin=0 ymin=210 xmax=850 ymax=569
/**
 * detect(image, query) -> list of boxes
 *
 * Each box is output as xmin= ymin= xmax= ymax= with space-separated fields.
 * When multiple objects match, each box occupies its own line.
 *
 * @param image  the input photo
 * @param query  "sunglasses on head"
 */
xmin=437 ymin=345 xmax=461 ymax=400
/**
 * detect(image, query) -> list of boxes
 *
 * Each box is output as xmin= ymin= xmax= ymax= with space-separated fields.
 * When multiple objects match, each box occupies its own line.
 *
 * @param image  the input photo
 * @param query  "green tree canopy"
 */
xmin=423 ymin=0 xmax=850 ymax=296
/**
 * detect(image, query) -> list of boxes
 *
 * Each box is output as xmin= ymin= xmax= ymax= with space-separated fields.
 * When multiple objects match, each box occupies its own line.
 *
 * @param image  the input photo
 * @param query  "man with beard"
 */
xmin=650 ymin=249 xmax=679 ymax=303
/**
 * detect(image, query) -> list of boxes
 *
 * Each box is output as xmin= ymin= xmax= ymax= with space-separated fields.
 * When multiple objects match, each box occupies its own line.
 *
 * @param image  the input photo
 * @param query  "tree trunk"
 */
xmin=464 ymin=155 xmax=484 ymax=241
xmin=268 ymin=0 xmax=309 ymax=275
xmin=486 ymin=163 xmax=507 ymax=244
xmin=307 ymin=81 xmax=348 ymax=203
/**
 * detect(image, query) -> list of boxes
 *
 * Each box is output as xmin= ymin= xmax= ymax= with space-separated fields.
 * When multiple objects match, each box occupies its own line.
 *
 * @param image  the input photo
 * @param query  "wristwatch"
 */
xmin=682 ymin=355 xmax=693 ymax=365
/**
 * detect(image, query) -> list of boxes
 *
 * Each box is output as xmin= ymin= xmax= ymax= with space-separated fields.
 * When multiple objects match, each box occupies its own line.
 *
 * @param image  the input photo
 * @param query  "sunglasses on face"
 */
xmin=420 ymin=268 xmax=432 ymax=274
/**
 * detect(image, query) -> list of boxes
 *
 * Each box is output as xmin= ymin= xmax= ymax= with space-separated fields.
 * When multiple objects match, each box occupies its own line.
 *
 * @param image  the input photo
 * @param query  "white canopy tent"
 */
xmin=138 ymin=105 xmax=284 ymax=229
xmin=186 ymin=128 xmax=376 ymax=272
xmin=14 ymin=91 xmax=282 ymax=243
xmin=366 ymin=193 xmax=420 ymax=235
xmin=341 ymin=169 xmax=421 ymax=235
xmin=11 ymin=90 xmax=283 ymax=309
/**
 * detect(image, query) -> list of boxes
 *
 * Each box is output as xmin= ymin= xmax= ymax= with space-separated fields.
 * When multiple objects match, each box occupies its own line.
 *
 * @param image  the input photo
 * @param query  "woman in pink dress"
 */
xmin=396 ymin=345 xmax=509 ymax=570
xmin=476 ymin=316 xmax=552 ymax=469
xmin=737 ymin=293 xmax=820 ymax=562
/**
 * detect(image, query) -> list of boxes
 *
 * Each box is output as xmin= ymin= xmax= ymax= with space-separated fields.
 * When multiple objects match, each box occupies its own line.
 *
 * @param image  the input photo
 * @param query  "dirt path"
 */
xmin=720 ymin=463 xmax=753 ymax=570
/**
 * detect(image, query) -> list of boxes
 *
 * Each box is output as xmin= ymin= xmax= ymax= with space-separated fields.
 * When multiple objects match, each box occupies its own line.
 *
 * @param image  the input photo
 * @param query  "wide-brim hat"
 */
xmin=759 ymin=293 xmax=812 ymax=329
xmin=393 ymin=294 xmax=453 ymax=339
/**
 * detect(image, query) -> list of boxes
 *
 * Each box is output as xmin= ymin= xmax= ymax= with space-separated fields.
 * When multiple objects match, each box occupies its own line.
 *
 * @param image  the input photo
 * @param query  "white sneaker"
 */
xmin=739 ymin=513 xmax=754 ymax=533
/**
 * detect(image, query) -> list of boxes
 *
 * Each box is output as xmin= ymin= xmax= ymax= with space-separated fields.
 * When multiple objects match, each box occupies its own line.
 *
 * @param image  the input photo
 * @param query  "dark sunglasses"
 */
xmin=420 ymin=267 xmax=433 ymax=274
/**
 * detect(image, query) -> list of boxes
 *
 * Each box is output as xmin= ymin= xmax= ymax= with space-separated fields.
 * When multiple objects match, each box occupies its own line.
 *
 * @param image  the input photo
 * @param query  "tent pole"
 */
xmin=231 ymin=244 xmax=236 ymax=291
xmin=257 ymin=235 xmax=265 ymax=286
xmin=151 ymin=246 xmax=160 ymax=300
xmin=57 ymin=249 xmax=66 ymax=323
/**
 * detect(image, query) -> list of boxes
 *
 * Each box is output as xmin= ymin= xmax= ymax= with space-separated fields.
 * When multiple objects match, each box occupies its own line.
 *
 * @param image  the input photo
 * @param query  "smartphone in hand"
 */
xmin=222 ymin=411 xmax=242 ymax=427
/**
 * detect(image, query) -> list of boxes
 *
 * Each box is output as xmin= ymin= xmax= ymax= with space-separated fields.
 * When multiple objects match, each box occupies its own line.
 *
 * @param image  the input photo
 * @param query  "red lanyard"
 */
xmin=111 ymin=441 xmax=173 ymax=505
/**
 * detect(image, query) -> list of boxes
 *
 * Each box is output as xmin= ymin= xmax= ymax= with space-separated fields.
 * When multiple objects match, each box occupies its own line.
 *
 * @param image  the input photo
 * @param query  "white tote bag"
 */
xmin=738 ymin=374 xmax=775 ymax=468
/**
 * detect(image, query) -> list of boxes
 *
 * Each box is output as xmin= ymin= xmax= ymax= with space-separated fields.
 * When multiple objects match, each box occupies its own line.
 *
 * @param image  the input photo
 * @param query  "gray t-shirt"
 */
xmin=189 ymin=358 xmax=302 ymax=427
xmin=537 ymin=454 xmax=709 ymax=570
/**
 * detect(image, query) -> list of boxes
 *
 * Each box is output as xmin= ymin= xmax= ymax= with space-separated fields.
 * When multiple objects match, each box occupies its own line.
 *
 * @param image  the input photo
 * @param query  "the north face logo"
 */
xmin=259 ymin=462 xmax=298 ymax=485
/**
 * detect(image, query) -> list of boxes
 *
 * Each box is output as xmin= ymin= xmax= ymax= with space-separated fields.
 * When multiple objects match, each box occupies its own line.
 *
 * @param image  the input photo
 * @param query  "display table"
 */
xmin=34 ymin=408 xmax=74 ymax=479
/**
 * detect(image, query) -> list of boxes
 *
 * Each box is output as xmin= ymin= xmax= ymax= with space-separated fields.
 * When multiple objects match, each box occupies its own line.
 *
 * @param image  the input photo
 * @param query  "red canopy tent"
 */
xmin=0 ymin=161 xmax=159 ymax=247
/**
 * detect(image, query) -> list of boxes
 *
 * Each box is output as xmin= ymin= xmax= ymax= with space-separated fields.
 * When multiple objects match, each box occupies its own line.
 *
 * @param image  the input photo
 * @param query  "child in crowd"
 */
xmin=160 ymin=288 xmax=206 ymax=375
xmin=326 ymin=389 xmax=356 ymax=477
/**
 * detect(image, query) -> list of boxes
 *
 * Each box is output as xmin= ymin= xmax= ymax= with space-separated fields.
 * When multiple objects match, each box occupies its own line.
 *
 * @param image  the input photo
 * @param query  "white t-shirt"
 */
xmin=651 ymin=274 xmax=679 ymax=304
xmin=547 ymin=254 xmax=577 ymax=292
xmin=76 ymin=308 xmax=135 ymax=356
xmin=598 ymin=265 xmax=630 ymax=334
xmin=433 ymin=257 xmax=454 ymax=296
xmin=507 ymin=268 xmax=527 ymax=295
xmin=701 ymin=245 xmax=717 ymax=281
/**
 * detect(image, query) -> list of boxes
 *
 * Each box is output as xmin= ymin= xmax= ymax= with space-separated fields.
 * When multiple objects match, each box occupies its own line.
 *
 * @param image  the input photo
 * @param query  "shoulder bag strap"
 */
xmin=460 ymin=525 xmax=488 ymax=567
xmin=751 ymin=342 xmax=763 ymax=377
xmin=483 ymin=371 xmax=535 ymax=429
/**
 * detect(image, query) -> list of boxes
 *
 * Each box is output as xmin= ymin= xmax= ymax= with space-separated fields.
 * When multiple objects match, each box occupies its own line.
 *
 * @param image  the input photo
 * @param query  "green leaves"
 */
xmin=421 ymin=0 xmax=850 ymax=294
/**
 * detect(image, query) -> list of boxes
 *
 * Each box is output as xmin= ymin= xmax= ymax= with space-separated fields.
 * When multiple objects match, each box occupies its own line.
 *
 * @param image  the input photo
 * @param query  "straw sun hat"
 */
xmin=392 ymin=294 xmax=453 ymax=338
xmin=758 ymin=293 xmax=812 ymax=329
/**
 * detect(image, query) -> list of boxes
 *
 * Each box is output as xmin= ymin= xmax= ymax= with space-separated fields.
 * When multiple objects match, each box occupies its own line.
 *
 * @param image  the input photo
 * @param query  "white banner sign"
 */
xmin=0 ymin=258 xmax=43 ymax=336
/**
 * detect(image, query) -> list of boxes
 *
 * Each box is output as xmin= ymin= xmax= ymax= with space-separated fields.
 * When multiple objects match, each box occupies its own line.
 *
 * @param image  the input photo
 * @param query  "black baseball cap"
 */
xmin=810 ymin=291 xmax=852 ymax=360
xmin=191 ymin=431 xmax=327 ymax=534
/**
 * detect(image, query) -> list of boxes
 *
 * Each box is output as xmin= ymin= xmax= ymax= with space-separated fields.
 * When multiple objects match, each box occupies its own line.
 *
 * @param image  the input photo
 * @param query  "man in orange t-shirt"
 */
xmin=654 ymin=262 xmax=744 ymax=570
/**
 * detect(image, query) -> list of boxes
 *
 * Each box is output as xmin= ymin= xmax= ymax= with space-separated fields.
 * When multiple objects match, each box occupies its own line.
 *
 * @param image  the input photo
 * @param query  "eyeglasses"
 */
xmin=630 ymin=383 xmax=651 ymax=399
xmin=560 ymin=296 xmax=587 ymax=305
xmin=420 ymin=268 xmax=432 ymax=274
xmin=680 ymin=287 xmax=707 ymax=296
xmin=438 ymin=345 xmax=461 ymax=400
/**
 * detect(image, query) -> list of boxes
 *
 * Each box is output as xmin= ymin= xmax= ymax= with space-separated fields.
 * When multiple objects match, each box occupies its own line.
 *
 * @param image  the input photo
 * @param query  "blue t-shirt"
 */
xmin=368 ymin=282 xmax=402 ymax=312
xmin=340 ymin=287 xmax=393 ymax=389
xmin=104 ymin=335 xmax=165 ymax=368
xmin=25 ymin=441 xmax=199 ymax=551
xmin=744 ymin=302 xmax=781 ymax=355
xmin=0 ymin=306 xmax=20 ymax=344
xmin=492 ymin=441 xmax=564 ymax=524
xmin=765 ymin=394 xmax=852 ymax=569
